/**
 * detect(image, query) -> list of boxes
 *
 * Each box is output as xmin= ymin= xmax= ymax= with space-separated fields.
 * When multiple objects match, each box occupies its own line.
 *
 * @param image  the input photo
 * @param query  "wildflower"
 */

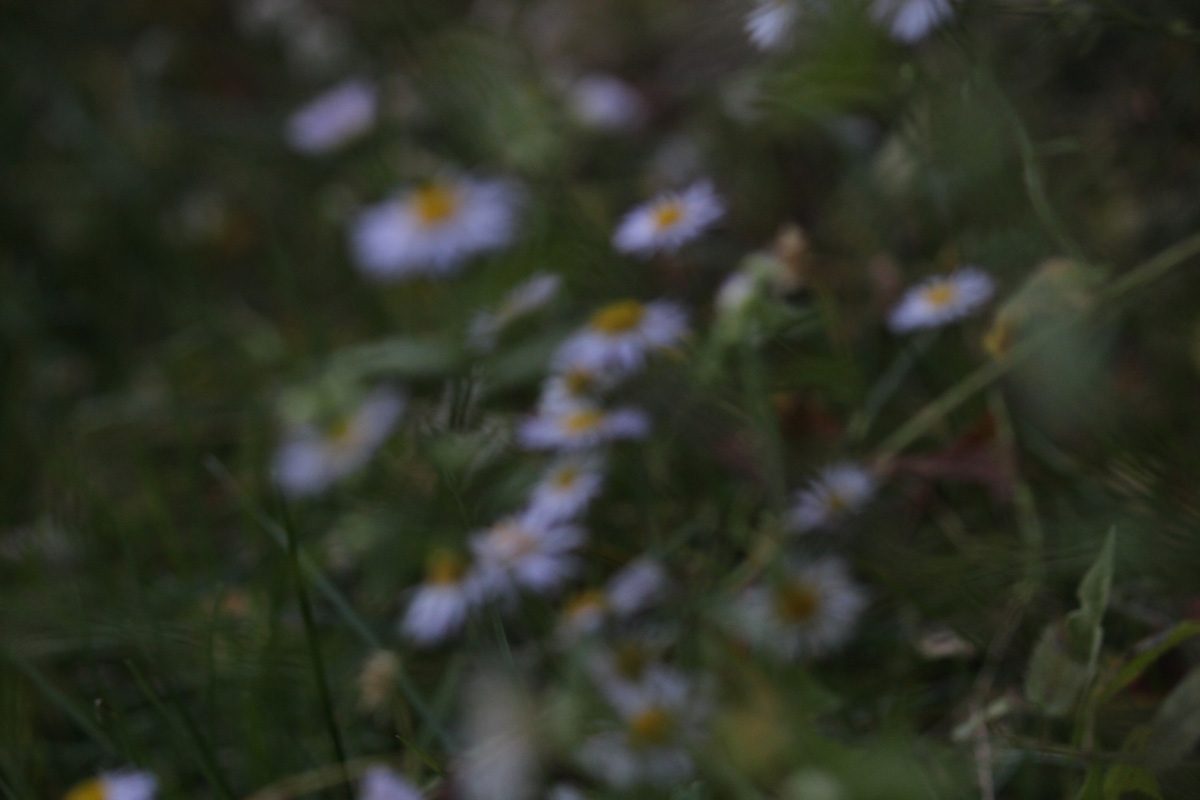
xmin=732 ymin=557 xmax=867 ymax=660
xmin=546 ymin=785 xmax=588 ymax=800
xmin=350 ymin=177 xmax=520 ymax=280
xmin=578 ymin=667 xmax=705 ymax=788
xmin=568 ymin=74 xmax=648 ymax=132
xmin=517 ymin=403 xmax=649 ymax=452
xmin=273 ymin=388 xmax=405 ymax=497
xmin=285 ymin=78 xmax=377 ymax=155
xmin=469 ymin=272 xmax=562 ymax=351
xmin=559 ymin=588 xmax=611 ymax=639
xmin=538 ymin=367 xmax=617 ymax=413
xmin=888 ymin=266 xmax=995 ymax=333
xmin=605 ymin=557 xmax=668 ymax=617
xmin=471 ymin=515 xmax=584 ymax=598
xmin=553 ymin=299 xmax=688 ymax=375
xmin=872 ymin=0 xmax=954 ymax=43
xmin=358 ymin=766 xmax=421 ymax=800
xmin=400 ymin=549 xmax=474 ymax=646
xmin=64 ymin=771 xmax=157 ymax=800
xmin=527 ymin=455 xmax=606 ymax=524
xmin=357 ymin=650 xmax=402 ymax=714
xmin=612 ymin=181 xmax=724 ymax=257
xmin=787 ymin=462 xmax=876 ymax=533
xmin=745 ymin=0 xmax=800 ymax=51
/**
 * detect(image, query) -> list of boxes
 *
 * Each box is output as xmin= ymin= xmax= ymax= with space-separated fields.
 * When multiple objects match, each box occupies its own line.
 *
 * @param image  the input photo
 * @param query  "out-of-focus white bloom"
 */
xmin=469 ymin=272 xmax=562 ymax=351
xmin=746 ymin=0 xmax=800 ymax=51
xmin=715 ymin=270 xmax=761 ymax=317
xmin=605 ymin=557 xmax=668 ymax=617
xmin=613 ymin=181 xmax=724 ymax=257
xmin=546 ymin=784 xmax=588 ymax=800
xmin=888 ymin=266 xmax=995 ymax=333
xmin=350 ymin=177 xmax=521 ymax=280
xmin=872 ymin=0 xmax=953 ymax=43
xmin=401 ymin=550 xmax=474 ymax=646
xmin=273 ymin=388 xmax=405 ymax=497
xmin=65 ymin=771 xmax=157 ymax=800
xmin=286 ymin=79 xmax=377 ymax=155
xmin=471 ymin=515 xmax=584 ymax=598
xmin=458 ymin=670 xmax=541 ymax=800
xmin=559 ymin=588 xmax=610 ymax=639
xmin=787 ymin=462 xmax=876 ymax=533
xmin=568 ymin=74 xmax=647 ymax=132
xmin=538 ymin=367 xmax=617 ymax=413
xmin=517 ymin=404 xmax=649 ymax=452
xmin=553 ymin=299 xmax=688 ymax=375
xmin=358 ymin=766 xmax=421 ymax=800
xmin=732 ymin=557 xmax=867 ymax=660
xmin=527 ymin=455 xmax=605 ymax=525
xmin=578 ymin=667 xmax=704 ymax=788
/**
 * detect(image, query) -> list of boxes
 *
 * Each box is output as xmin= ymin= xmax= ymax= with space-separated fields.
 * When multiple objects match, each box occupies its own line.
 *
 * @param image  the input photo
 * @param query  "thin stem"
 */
xmin=280 ymin=494 xmax=353 ymax=800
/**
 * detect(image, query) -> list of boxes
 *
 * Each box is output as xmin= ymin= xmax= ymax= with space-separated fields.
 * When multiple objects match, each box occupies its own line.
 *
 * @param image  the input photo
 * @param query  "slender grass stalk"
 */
xmin=847 ymin=331 xmax=936 ymax=444
xmin=278 ymin=494 xmax=353 ymax=800
xmin=1 ymin=647 xmax=118 ymax=757
xmin=124 ymin=660 xmax=237 ymax=800
xmin=739 ymin=344 xmax=788 ymax=513
xmin=205 ymin=458 xmax=454 ymax=751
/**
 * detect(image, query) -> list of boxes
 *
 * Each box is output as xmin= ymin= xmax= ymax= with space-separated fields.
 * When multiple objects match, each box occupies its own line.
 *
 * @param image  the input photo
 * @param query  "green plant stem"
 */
xmin=280 ymin=495 xmax=353 ymax=800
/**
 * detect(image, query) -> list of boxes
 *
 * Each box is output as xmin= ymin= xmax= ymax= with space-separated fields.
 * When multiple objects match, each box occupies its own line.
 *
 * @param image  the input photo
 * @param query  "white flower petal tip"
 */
xmin=286 ymin=79 xmax=377 ymax=155
xmin=350 ymin=177 xmax=522 ymax=280
xmin=787 ymin=462 xmax=877 ymax=533
xmin=272 ymin=388 xmax=405 ymax=497
xmin=746 ymin=1 xmax=800 ymax=51
xmin=358 ymin=766 xmax=422 ymax=800
xmin=612 ymin=181 xmax=724 ymax=257
xmin=887 ymin=266 xmax=995 ymax=333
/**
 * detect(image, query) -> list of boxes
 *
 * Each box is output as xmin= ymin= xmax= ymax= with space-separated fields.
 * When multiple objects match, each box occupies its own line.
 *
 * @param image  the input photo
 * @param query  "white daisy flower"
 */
xmin=400 ymin=549 xmax=474 ymax=646
xmin=350 ymin=177 xmax=521 ymax=280
xmin=65 ymin=771 xmax=157 ymax=800
xmin=605 ymin=557 xmax=668 ymax=617
xmin=578 ymin=667 xmax=705 ymax=788
xmin=872 ymin=0 xmax=954 ymax=43
xmin=286 ymin=78 xmax=377 ymax=155
xmin=558 ymin=588 xmax=611 ymax=639
xmin=517 ymin=404 xmax=649 ymax=452
xmin=568 ymin=73 xmax=648 ymax=132
xmin=788 ymin=462 xmax=876 ymax=533
xmin=888 ymin=266 xmax=995 ymax=333
xmin=612 ymin=181 xmax=725 ymax=257
xmin=537 ymin=367 xmax=618 ymax=413
xmin=553 ymin=299 xmax=688 ymax=375
xmin=732 ymin=557 xmax=867 ymax=660
xmin=471 ymin=515 xmax=584 ymax=599
xmin=358 ymin=766 xmax=421 ymax=800
xmin=746 ymin=0 xmax=800 ymax=51
xmin=273 ymin=388 xmax=405 ymax=497
xmin=527 ymin=455 xmax=606 ymax=525
xmin=468 ymin=272 xmax=562 ymax=351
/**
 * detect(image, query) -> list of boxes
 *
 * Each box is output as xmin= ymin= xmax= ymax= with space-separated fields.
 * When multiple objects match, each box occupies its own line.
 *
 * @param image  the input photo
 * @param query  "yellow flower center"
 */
xmin=410 ymin=183 xmax=461 ymax=229
xmin=628 ymin=706 xmax=675 ymax=747
xmin=562 ymin=409 xmax=604 ymax=435
xmin=652 ymin=200 xmax=685 ymax=231
xmin=923 ymin=282 xmax=958 ymax=308
xmin=825 ymin=490 xmax=848 ymax=514
xmin=553 ymin=466 xmax=581 ymax=489
xmin=563 ymin=369 xmax=596 ymax=396
xmin=565 ymin=589 xmax=607 ymax=619
xmin=589 ymin=300 xmax=645 ymax=335
xmin=774 ymin=582 xmax=821 ymax=623
xmin=326 ymin=416 xmax=361 ymax=449
xmin=426 ymin=549 xmax=465 ymax=585
xmin=492 ymin=523 xmax=538 ymax=560
xmin=64 ymin=780 xmax=106 ymax=800
xmin=614 ymin=642 xmax=649 ymax=679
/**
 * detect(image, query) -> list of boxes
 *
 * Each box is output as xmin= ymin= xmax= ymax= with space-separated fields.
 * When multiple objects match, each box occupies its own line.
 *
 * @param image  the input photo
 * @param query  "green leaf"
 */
xmin=1145 ymin=666 xmax=1200 ymax=770
xmin=1102 ymin=764 xmax=1162 ymax=799
xmin=328 ymin=336 xmax=463 ymax=380
xmin=1025 ymin=529 xmax=1116 ymax=716
xmin=1097 ymin=621 xmax=1200 ymax=704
